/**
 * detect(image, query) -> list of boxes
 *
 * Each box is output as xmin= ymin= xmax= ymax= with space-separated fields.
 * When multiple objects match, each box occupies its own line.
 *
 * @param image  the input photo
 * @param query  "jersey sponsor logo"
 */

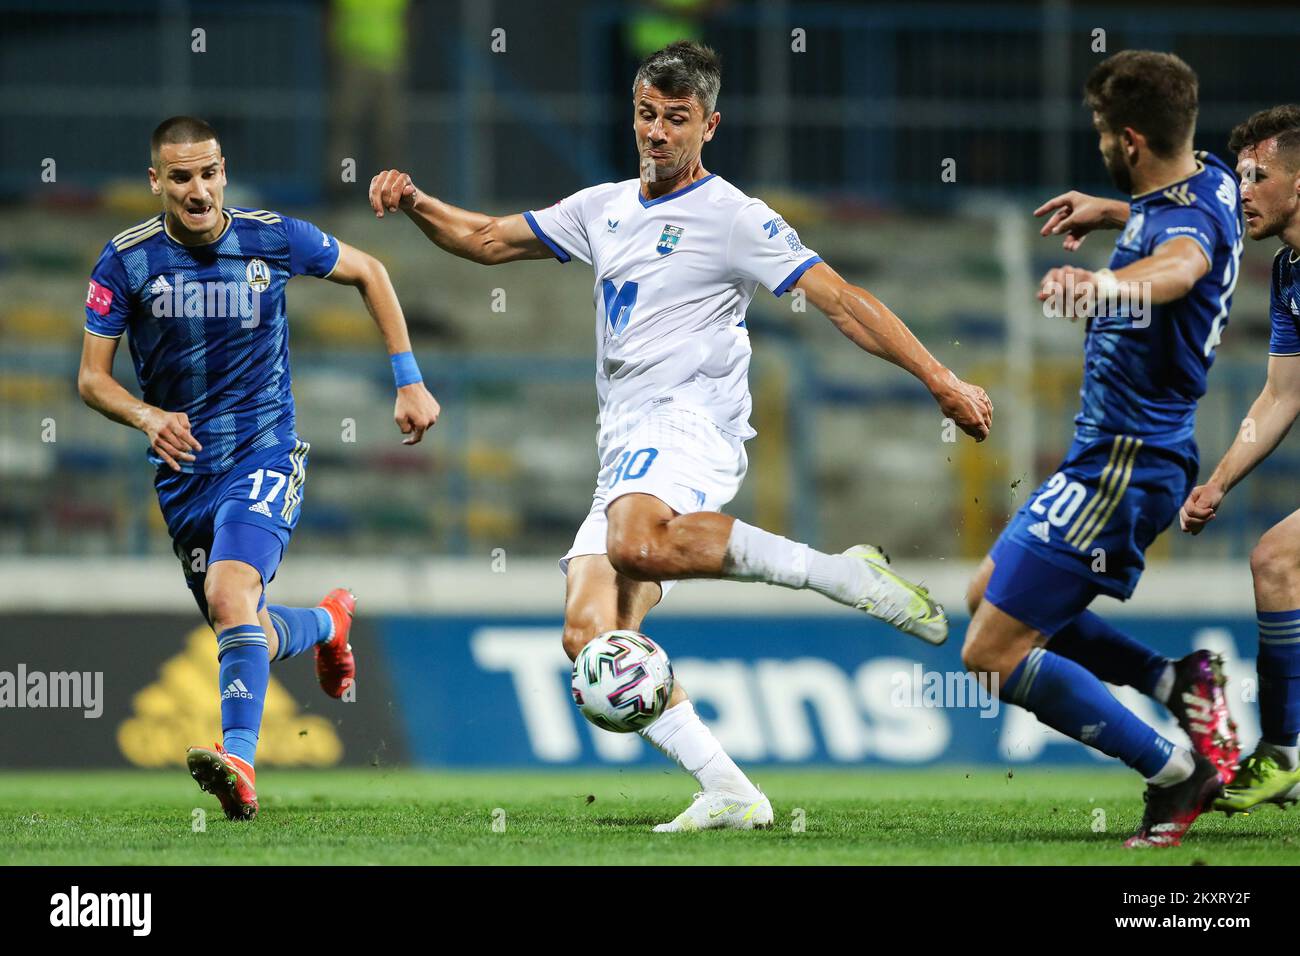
xmin=601 ymin=278 xmax=639 ymax=335
xmin=1216 ymin=172 xmax=1237 ymax=208
xmin=149 ymin=275 xmax=172 ymax=296
xmin=762 ymin=216 xmax=788 ymax=238
xmin=655 ymin=224 xmax=684 ymax=256
xmin=86 ymin=279 xmax=114 ymax=315
xmin=245 ymin=258 xmax=271 ymax=293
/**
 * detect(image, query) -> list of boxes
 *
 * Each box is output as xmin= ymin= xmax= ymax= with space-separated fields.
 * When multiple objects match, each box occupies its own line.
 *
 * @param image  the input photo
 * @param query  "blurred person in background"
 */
xmin=326 ymin=0 xmax=409 ymax=201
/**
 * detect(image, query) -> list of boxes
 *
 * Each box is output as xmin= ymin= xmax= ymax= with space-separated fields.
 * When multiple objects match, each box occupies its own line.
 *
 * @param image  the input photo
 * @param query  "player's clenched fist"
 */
xmin=932 ymin=371 xmax=993 ymax=442
xmin=1038 ymin=265 xmax=1104 ymax=321
xmin=394 ymin=382 xmax=440 ymax=445
xmin=1179 ymin=482 xmax=1223 ymax=535
xmin=139 ymin=407 xmax=202 ymax=471
xmin=369 ymin=169 xmax=420 ymax=217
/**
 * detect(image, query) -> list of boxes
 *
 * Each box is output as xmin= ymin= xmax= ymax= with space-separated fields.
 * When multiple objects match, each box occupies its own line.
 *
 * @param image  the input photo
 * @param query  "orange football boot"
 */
xmin=186 ymin=743 xmax=258 ymax=821
xmin=314 ymin=588 xmax=357 ymax=698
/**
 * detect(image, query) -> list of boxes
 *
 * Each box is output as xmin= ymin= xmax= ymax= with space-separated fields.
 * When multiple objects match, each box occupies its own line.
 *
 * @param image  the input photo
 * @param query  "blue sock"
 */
xmin=216 ymin=625 xmax=270 ymax=766
xmin=1257 ymin=610 xmax=1300 ymax=748
xmin=1004 ymin=647 xmax=1177 ymax=778
xmin=1047 ymin=611 xmax=1170 ymax=698
xmin=267 ymin=605 xmax=332 ymax=661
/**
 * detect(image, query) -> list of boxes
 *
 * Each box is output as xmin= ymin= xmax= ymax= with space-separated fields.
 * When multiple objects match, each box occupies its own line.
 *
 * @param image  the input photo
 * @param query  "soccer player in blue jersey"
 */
xmin=962 ymin=51 xmax=1243 ymax=847
xmin=77 ymin=116 xmax=440 ymax=820
xmin=1180 ymin=106 xmax=1300 ymax=813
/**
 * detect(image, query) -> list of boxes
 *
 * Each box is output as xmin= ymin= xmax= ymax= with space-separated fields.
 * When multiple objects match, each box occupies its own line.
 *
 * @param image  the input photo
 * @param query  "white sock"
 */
xmin=1146 ymin=746 xmax=1195 ymax=787
xmin=1151 ymin=663 xmax=1175 ymax=705
xmin=640 ymin=701 xmax=759 ymax=796
xmin=1259 ymin=741 xmax=1300 ymax=770
xmin=722 ymin=520 xmax=867 ymax=604
xmin=721 ymin=519 xmax=810 ymax=588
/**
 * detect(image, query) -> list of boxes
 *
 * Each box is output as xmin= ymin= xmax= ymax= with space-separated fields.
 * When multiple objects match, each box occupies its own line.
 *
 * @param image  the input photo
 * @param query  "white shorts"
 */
xmin=559 ymin=407 xmax=749 ymax=590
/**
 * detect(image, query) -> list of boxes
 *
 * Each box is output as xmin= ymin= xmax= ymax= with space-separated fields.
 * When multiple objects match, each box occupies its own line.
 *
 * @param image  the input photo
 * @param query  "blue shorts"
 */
xmin=985 ymin=433 xmax=1196 ymax=633
xmin=154 ymin=440 xmax=310 ymax=619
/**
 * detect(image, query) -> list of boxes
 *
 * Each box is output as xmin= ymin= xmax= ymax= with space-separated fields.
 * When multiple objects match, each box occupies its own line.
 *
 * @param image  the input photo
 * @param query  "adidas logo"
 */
xmin=1292 ymin=297 xmax=1298 ymax=317
xmin=249 ymin=499 xmax=273 ymax=517
xmin=117 ymin=628 xmax=342 ymax=768
xmin=149 ymin=275 xmax=172 ymax=296
xmin=222 ymin=678 xmax=254 ymax=701
xmin=1027 ymin=520 xmax=1051 ymax=543
xmin=1080 ymin=720 xmax=1107 ymax=744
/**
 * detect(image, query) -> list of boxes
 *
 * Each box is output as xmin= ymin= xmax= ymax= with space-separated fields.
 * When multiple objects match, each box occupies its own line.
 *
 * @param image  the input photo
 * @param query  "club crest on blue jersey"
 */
xmin=656 ymin=224 xmax=683 ymax=256
xmin=245 ymin=258 xmax=271 ymax=292
xmin=1118 ymin=211 xmax=1145 ymax=249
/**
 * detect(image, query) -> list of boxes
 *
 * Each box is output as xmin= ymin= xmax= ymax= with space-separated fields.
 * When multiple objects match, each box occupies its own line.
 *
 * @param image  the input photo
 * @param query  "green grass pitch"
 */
xmin=2 ymin=767 xmax=1298 ymax=865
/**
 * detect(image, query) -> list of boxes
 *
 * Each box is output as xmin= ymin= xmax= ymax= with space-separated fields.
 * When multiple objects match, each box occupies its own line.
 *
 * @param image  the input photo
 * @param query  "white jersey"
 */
xmin=526 ymin=174 xmax=821 ymax=444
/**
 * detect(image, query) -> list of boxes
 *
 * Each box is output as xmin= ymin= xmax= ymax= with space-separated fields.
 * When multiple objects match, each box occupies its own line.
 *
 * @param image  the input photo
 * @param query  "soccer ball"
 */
xmin=571 ymin=630 xmax=674 ymax=733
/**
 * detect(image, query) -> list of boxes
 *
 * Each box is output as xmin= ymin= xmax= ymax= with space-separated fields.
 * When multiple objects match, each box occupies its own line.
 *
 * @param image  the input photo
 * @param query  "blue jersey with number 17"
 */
xmin=1076 ymin=150 xmax=1243 ymax=447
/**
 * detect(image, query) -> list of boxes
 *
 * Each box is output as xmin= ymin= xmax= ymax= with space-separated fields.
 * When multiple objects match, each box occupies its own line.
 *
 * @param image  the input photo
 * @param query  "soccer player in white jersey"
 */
xmin=369 ymin=41 xmax=992 ymax=831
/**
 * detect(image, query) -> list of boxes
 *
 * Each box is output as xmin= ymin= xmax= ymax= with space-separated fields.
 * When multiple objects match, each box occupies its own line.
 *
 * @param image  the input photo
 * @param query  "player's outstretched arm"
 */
xmin=325 ymin=240 xmax=441 ymax=445
xmin=1182 ymin=355 xmax=1300 ymax=534
xmin=795 ymin=261 xmax=992 ymax=441
xmin=368 ymin=169 xmax=551 ymax=265
xmin=1034 ymin=190 xmax=1130 ymax=252
xmin=77 ymin=332 xmax=201 ymax=471
xmin=1038 ymin=237 xmax=1211 ymax=319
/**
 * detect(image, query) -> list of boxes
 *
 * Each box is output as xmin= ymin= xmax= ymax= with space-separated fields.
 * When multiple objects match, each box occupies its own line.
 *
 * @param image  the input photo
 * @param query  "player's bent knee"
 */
xmin=965 ymin=556 xmax=995 ymax=616
xmin=960 ymin=612 xmax=1001 ymax=675
xmin=203 ymin=563 xmax=262 ymax=627
xmin=1250 ymin=530 xmax=1300 ymax=588
xmin=605 ymin=537 xmax=663 ymax=582
xmin=561 ymin=607 xmax=606 ymax=661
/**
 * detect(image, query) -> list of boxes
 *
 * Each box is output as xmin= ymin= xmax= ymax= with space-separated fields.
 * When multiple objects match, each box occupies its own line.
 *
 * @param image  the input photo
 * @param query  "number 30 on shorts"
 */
xmin=609 ymin=447 xmax=658 ymax=486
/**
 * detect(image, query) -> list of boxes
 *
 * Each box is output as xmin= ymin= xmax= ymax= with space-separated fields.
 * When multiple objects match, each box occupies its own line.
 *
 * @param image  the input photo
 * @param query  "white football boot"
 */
xmin=652 ymin=790 xmax=773 ymax=832
xmin=844 ymin=544 xmax=948 ymax=645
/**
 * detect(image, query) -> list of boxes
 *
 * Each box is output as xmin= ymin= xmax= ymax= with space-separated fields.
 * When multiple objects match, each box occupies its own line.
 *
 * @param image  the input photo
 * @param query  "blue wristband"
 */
xmin=390 ymin=351 xmax=423 ymax=388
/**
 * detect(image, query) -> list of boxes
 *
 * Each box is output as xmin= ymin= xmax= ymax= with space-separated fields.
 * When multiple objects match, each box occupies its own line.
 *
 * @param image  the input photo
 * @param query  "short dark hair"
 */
xmin=1228 ymin=104 xmax=1300 ymax=170
xmin=150 ymin=115 xmax=220 ymax=165
xmin=631 ymin=40 xmax=722 ymax=115
xmin=1084 ymin=50 xmax=1198 ymax=158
